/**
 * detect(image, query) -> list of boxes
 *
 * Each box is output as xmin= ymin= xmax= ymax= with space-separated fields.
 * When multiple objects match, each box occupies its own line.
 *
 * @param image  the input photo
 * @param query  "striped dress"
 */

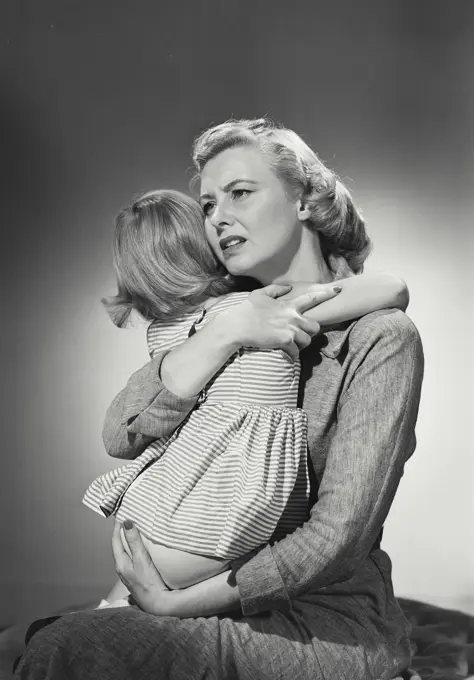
xmin=83 ymin=292 xmax=310 ymax=560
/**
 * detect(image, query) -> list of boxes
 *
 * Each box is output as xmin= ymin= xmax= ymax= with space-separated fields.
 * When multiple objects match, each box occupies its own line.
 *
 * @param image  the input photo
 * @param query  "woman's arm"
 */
xmin=102 ymin=352 xmax=201 ymax=459
xmin=112 ymin=519 xmax=241 ymax=617
xmin=139 ymin=310 xmax=423 ymax=618
xmin=233 ymin=312 xmax=424 ymax=616
xmin=288 ymin=272 xmax=409 ymax=327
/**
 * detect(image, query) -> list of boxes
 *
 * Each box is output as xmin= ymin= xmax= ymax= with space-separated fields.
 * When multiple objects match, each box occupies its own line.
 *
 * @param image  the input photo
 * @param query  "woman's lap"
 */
xmin=14 ymin=593 xmax=412 ymax=680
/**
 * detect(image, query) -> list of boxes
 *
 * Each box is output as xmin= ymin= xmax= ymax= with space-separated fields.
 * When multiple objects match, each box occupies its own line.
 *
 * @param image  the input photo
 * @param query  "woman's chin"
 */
xmin=224 ymin=256 xmax=255 ymax=278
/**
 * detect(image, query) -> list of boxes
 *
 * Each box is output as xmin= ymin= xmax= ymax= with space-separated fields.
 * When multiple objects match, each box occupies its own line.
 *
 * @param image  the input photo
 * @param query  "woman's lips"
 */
xmin=219 ymin=235 xmax=247 ymax=257
xmin=222 ymin=240 xmax=245 ymax=258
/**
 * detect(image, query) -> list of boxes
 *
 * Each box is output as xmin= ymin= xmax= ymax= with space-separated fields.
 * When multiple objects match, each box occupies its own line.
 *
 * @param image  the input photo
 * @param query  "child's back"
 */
xmin=84 ymin=292 xmax=310 ymax=565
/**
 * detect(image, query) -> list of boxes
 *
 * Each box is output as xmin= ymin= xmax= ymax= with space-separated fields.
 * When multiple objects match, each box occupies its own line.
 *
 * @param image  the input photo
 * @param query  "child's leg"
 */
xmin=140 ymin=534 xmax=230 ymax=590
xmin=96 ymin=598 xmax=131 ymax=609
xmin=96 ymin=580 xmax=131 ymax=608
xmin=104 ymin=579 xmax=130 ymax=604
xmin=96 ymin=584 xmax=131 ymax=608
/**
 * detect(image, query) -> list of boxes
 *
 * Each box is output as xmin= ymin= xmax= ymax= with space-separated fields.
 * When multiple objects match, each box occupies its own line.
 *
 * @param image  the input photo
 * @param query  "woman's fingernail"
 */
xmin=123 ymin=520 xmax=134 ymax=531
xmin=332 ymin=285 xmax=342 ymax=293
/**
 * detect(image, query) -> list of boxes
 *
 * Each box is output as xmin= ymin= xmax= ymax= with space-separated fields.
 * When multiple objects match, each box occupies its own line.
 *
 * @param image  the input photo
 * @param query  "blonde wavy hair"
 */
xmin=103 ymin=189 xmax=234 ymax=326
xmin=192 ymin=118 xmax=371 ymax=273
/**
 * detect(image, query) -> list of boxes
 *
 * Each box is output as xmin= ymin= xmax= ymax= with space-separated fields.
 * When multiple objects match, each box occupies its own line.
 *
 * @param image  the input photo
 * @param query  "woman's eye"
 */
xmin=202 ymin=201 xmax=215 ymax=216
xmin=231 ymin=189 xmax=251 ymax=200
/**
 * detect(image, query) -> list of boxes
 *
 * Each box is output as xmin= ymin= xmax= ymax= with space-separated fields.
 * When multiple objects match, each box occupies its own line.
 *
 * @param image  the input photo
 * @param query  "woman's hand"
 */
xmin=111 ymin=519 xmax=240 ymax=619
xmin=222 ymin=283 xmax=340 ymax=361
xmin=112 ymin=519 xmax=173 ymax=616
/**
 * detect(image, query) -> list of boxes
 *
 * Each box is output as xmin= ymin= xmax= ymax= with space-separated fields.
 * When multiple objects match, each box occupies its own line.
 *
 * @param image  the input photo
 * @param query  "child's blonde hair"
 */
xmin=103 ymin=189 xmax=234 ymax=326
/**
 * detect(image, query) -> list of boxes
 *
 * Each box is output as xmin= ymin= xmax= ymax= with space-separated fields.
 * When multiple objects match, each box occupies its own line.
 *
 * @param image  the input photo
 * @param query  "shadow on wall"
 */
xmin=1 ymin=76 xmax=93 ymax=627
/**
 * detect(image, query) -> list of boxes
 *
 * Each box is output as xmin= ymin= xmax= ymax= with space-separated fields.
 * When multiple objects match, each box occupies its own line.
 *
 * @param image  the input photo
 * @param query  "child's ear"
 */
xmin=297 ymin=199 xmax=311 ymax=222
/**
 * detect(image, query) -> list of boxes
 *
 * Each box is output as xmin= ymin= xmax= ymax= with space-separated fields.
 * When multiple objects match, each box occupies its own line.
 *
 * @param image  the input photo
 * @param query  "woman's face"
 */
xmin=199 ymin=146 xmax=307 ymax=283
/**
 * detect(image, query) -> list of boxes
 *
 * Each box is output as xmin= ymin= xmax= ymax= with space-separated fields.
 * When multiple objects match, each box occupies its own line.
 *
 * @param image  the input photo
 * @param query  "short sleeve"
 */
xmin=147 ymin=308 xmax=207 ymax=358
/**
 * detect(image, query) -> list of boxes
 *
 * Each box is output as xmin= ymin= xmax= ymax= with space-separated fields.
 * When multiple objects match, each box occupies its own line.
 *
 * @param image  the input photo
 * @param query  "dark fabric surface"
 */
xmin=2 ymin=598 xmax=473 ymax=680
xmin=398 ymin=599 xmax=474 ymax=680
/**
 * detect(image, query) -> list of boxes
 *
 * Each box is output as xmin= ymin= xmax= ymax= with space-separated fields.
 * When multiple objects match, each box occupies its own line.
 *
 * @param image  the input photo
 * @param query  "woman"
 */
xmin=15 ymin=119 xmax=424 ymax=680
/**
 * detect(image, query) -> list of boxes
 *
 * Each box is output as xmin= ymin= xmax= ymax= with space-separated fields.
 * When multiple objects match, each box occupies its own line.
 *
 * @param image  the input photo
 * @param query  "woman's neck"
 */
xmin=259 ymin=229 xmax=334 ymax=286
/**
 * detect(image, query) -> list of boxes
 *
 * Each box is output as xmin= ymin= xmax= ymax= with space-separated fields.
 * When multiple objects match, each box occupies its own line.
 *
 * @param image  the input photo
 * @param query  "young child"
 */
xmin=83 ymin=189 xmax=408 ymax=602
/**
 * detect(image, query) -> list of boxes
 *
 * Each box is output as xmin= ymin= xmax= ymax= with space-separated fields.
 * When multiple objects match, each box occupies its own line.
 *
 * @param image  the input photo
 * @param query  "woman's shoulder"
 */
xmin=346 ymin=308 xmax=423 ymax=360
xmin=353 ymin=308 xmax=420 ymax=340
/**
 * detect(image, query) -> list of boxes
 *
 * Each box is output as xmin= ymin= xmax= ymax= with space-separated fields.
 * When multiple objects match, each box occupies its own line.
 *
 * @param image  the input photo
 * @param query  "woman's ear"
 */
xmin=296 ymin=199 xmax=311 ymax=222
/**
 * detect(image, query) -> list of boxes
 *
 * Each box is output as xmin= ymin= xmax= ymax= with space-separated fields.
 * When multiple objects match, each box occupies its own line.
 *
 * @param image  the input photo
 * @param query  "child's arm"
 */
xmin=159 ymin=315 xmax=241 ymax=399
xmin=161 ymin=273 xmax=405 ymax=399
xmin=289 ymin=272 xmax=409 ymax=327
xmin=159 ymin=285 xmax=328 ymax=399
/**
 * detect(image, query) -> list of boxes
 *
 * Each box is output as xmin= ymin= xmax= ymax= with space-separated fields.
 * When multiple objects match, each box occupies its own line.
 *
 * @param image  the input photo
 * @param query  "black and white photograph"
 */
xmin=1 ymin=1 xmax=473 ymax=678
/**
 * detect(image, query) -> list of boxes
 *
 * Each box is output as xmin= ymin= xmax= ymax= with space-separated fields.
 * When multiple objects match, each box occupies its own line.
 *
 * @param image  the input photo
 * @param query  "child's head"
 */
xmin=103 ymin=189 xmax=233 ymax=326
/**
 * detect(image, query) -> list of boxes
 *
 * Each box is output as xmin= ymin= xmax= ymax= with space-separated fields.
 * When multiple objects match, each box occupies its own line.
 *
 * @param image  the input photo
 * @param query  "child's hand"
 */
xmin=223 ymin=284 xmax=324 ymax=360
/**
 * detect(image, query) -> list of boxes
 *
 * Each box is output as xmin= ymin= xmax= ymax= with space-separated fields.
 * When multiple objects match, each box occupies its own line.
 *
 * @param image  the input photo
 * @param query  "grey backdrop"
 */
xmin=2 ymin=0 xmax=473 ymax=626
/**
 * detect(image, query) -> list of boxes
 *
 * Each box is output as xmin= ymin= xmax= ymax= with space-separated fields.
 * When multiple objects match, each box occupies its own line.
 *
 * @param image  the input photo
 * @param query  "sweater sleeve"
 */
xmin=102 ymin=350 xmax=199 ymax=460
xmin=233 ymin=313 xmax=424 ymax=615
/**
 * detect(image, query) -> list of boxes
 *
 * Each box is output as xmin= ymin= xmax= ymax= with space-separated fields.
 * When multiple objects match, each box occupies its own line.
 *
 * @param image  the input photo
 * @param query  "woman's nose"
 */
xmin=209 ymin=203 xmax=234 ymax=231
